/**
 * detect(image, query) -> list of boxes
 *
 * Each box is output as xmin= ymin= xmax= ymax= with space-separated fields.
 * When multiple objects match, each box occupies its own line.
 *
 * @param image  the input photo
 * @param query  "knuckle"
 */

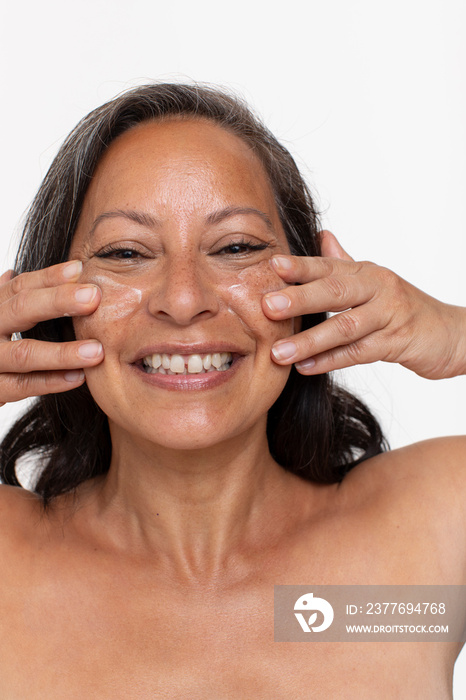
xmin=356 ymin=260 xmax=374 ymax=278
xmin=300 ymin=329 xmax=319 ymax=355
xmin=0 ymin=270 xmax=14 ymax=287
xmin=333 ymin=312 xmax=361 ymax=340
xmin=10 ymin=273 xmax=27 ymax=295
xmin=10 ymin=289 xmax=29 ymax=319
xmin=56 ymin=341 xmax=71 ymax=366
xmin=319 ymin=257 xmax=335 ymax=275
xmin=10 ymin=339 xmax=34 ymax=369
xmin=359 ymin=259 xmax=376 ymax=270
xmin=293 ymin=284 xmax=310 ymax=307
xmin=377 ymin=265 xmax=398 ymax=288
xmin=15 ymin=371 xmax=34 ymax=393
xmin=343 ymin=341 xmax=365 ymax=363
xmin=13 ymin=370 xmax=57 ymax=399
xmin=52 ymin=284 xmax=65 ymax=310
xmin=43 ymin=371 xmax=59 ymax=389
xmin=44 ymin=265 xmax=61 ymax=286
xmin=292 ymin=256 xmax=307 ymax=278
xmin=323 ymin=275 xmax=349 ymax=302
xmin=0 ymin=373 xmax=35 ymax=403
xmin=301 ymin=337 xmax=316 ymax=356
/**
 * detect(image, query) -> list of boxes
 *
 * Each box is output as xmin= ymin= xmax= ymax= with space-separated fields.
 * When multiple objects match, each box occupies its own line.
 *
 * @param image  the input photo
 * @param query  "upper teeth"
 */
xmin=142 ymin=352 xmax=233 ymax=375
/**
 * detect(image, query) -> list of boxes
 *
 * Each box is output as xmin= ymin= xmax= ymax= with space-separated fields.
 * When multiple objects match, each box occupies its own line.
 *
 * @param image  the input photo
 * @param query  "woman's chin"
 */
xmin=109 ymin=418 xmax=256 ymax=455
xmin=84 ymin=352 xmax=282 ymax=457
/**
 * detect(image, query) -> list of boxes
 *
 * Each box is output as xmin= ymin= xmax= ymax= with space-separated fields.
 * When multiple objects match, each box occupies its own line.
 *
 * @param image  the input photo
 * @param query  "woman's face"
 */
xmin=70 ymin=118 xmax=295 ymax=452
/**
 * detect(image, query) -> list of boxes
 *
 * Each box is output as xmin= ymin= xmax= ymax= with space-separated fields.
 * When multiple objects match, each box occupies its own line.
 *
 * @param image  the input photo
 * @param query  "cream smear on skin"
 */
xmin=67 ymin=118 xmax=299 ymax=452
xmin=223 ymin=260 xmax=297 ymax=337
xmin=75 ymin=257 xmax=295 ymax=381
xmin=86 ymin=275 xmax=143 ymax=321
xmin=79 ymin=259 xmax=294 ymax=339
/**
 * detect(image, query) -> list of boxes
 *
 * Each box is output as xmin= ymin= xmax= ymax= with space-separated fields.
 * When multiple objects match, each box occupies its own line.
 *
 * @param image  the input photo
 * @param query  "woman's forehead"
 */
xmin=78 ymin=118 xmax=282 ymax=232
xmin=93 ymin=118 xmax=270 ymax=188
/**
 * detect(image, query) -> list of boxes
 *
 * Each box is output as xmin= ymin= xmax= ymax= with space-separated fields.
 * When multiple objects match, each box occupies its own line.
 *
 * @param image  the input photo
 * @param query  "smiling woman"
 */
xmin=0 ymin=83 xmax=465 ymax=699
xmin=0 ymin=83 xmax=384 ymax=503
xmin=69 ymin=117 xmax=298 ymax=453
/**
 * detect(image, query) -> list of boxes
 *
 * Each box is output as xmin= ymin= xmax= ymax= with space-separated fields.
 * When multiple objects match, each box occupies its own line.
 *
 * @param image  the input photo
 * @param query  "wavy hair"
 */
xmin=0 ymin=83 xmax=387 ymax=505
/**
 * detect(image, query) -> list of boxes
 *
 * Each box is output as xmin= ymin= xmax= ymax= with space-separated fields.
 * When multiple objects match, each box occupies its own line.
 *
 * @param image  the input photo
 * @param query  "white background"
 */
xmin=1 ymin=0 xmax=465 ymax=694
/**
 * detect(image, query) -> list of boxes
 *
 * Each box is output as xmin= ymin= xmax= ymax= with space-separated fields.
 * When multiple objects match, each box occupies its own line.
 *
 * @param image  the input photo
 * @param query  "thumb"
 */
xmin=319 ymin=230 xmax=354 ymax=261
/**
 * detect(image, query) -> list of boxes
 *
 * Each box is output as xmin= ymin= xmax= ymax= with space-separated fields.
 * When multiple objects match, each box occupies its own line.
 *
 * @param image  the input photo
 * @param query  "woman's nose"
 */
xmin=147 ymin=256 xmax=220 ymax=326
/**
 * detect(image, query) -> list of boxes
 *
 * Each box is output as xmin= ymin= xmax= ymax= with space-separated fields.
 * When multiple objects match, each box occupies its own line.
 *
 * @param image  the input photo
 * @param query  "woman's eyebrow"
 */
xmin=88 ymin=206 xmax=276 ymax=236
xmin=89 ymin=209 xmax=160 ymax=236
xmin=206 ymin=206 xmax=276 ymax=232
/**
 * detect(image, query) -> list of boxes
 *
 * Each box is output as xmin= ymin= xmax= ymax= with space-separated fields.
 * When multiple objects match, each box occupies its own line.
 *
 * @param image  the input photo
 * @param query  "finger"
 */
xmin=263 ymin=272 xmax=377 ymax=319
xmin=0 ymin=270 xmax=15 ymax=286
xmin=0 ymin=260 xmax=83 ymax=305
xmin=0 ymin=338 xmax=104 ymax=373
xmin=294 ymin=332 xmax=387 ymax=375
xmin=0 ymin=369 xmax=87 ymax=405
xmin=0 ymin=283 xmax=101 ymax=336
xmin=270 ymin=303 xmax=385 ymax=365
xmin=268 ymin=253 xmax=363 ymax=286
xmin=319 ymin=230 xmax=354 ymax=262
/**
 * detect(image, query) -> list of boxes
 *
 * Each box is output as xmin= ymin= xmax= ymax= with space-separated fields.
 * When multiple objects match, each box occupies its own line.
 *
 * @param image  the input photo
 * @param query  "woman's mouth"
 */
xmin=141 ymin=352 xmax=233 ymax=375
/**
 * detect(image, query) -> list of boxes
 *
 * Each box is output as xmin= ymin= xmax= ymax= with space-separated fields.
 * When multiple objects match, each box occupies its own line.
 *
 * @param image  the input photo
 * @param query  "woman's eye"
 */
xmin=216 ymin=241 xmax=269 ymax=256
xmin=95 ymin=247 xmax=143 ymax=260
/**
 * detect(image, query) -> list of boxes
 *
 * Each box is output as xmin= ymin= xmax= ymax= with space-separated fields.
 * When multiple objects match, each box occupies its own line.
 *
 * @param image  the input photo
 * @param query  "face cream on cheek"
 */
xmin=99 ymin=279 xmax=142 ymax=320
xmin=221 ymin=260 xmax=294 ymax=339
xmin=87 ymin=275 xmax=143 ymax=320
xmin=72 ymin=272 xmax=145 ymax=343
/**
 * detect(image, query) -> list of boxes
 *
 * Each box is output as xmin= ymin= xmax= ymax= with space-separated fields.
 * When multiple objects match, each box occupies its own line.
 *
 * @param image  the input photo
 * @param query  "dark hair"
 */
xmin=0 ymin=82 xmax=387 ymax=505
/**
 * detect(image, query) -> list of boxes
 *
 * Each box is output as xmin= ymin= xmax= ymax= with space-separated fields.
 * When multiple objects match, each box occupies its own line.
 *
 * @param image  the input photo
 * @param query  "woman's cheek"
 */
xmin=219 ymin=260 xmax=295 ymax=341
xmin=72 ymin=274 xmax=144 ymax=341
xmin=72 ymin=261 xmax=296 ymax=347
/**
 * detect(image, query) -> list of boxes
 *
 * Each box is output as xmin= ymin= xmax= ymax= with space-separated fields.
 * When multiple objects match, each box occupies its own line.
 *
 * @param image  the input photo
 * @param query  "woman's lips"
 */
xmin=142 ymin=351 xmax=233 ymax=374
xmin=131 ymin=341 xmax=246 ymax=362
xmin=131 ymin=353 xmax=244 ymax=391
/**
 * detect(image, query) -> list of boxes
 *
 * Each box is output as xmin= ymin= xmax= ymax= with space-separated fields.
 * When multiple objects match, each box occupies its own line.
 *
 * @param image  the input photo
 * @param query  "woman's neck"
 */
xmin=88 ymin=421 xmax=312 ymax=583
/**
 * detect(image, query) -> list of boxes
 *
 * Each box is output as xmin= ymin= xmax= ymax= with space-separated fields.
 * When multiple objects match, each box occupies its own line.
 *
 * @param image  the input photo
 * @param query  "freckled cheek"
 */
xmin=72 ymin=274 xmax=144 ymax=343
xmin=218 ymin=263 xmax=295 ymax=342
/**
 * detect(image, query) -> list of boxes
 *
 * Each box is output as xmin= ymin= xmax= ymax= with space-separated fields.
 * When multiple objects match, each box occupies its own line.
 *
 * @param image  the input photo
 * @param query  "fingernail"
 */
xmin=63 ymin=261 xmax=83 ymax=279
xmin=295 ymin=358 xmax=316 ymax=371
xmin=272 ymin=256 xmax=293 ymax=270
xmin=265 ymin=294 xmax=290 ymax=312
xmin=75 ymin=285 xmax=98 ymax=304
xmin=77 ymin=341 xmax=103 ymax=359
xmin=64 ymin=369 xmax=85 ymax=382
xmin=271 ymin=341 xmax=297 ymax=361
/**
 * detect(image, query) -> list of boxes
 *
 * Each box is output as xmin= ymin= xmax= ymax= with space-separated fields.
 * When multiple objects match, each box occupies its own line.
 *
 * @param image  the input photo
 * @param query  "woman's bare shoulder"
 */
xmin=0 ymin=483 xmax=42 ymax=511
xmin=334 ymin=437 xmax=466 ymax=583
xmin=341 ymin=436 xmax=466 ymax=528
xmin=0 ymin=485 xmax=45 ymax=544
xmin=345 ymin=435 xmax=466 ymax=486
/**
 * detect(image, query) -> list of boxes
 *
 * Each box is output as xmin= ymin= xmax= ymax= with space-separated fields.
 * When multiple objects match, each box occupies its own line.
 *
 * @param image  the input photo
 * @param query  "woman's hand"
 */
xmin=0 ymin=261 xmax=103 ymax=405
xmin=263 ymin=231 xmax=466 ymax=380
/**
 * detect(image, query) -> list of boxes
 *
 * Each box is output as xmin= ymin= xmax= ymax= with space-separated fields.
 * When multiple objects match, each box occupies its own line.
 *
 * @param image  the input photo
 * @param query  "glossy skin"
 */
xmin=0 ymin=119 xmax=465 ymax=699
xmin=69 ymin=119 xmax=295 ymax=454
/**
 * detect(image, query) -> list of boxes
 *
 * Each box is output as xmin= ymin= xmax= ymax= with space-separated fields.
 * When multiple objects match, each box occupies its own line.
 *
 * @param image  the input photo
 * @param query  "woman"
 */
xmin=0 ymin=83 xmax=464 ymax=698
